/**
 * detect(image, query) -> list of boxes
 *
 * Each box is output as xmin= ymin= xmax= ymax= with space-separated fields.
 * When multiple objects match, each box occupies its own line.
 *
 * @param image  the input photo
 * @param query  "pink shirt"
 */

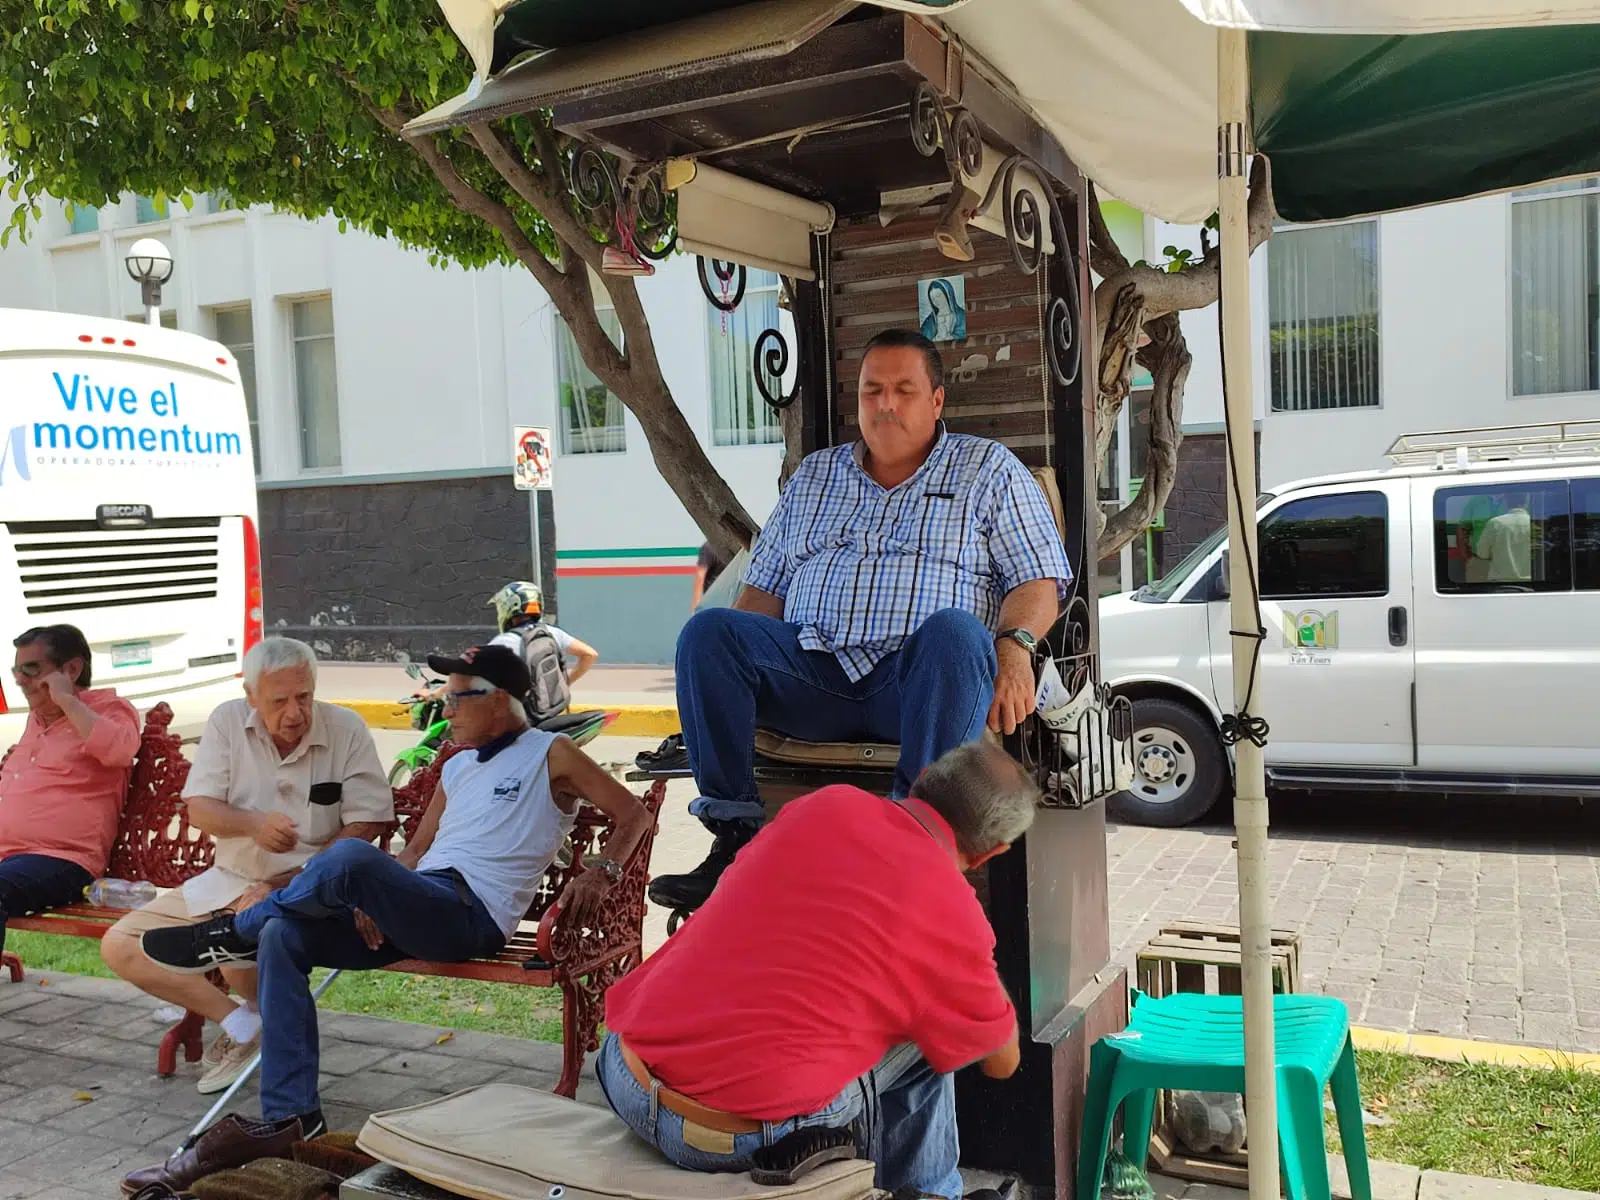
xmin=0 ymin=689 xmax=141 ymax=876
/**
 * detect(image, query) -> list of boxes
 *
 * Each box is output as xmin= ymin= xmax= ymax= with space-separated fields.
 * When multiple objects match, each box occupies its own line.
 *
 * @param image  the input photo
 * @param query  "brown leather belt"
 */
xmin=618 ymin=1038 xmax=762 ymax=1135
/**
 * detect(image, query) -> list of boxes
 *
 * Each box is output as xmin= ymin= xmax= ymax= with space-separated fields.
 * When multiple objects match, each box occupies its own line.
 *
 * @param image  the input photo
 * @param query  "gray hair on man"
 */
xmin=909 ymin=741 xmax=1040 ymax=859
xmin=242 ymin=637 xmax=319 ymax=690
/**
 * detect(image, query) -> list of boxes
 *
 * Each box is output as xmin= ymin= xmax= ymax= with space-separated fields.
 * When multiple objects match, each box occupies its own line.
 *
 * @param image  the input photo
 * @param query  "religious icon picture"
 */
xmin=917 ymin=275 xmax=968 ymax=342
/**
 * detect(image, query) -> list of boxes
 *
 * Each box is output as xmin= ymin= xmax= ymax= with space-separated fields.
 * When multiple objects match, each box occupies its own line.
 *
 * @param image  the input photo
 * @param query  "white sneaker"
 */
xmin=197 ymin=1030 xmax=261 ymax=1094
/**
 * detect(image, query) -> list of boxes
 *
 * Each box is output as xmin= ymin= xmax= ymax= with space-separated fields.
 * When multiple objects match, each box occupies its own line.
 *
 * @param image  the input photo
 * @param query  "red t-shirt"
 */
xmin=605 ymin=785 xmax=1016 ymax=1120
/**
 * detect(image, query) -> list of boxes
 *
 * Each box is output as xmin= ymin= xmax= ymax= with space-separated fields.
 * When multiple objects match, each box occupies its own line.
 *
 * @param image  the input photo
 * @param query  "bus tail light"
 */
xmin=242 ymin=516 xmax=264 ymax=669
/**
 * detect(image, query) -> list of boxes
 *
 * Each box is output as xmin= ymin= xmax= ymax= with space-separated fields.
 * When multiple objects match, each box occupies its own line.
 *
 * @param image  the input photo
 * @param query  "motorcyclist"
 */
xmin=488 ymin=581 xmax=599 ymax=689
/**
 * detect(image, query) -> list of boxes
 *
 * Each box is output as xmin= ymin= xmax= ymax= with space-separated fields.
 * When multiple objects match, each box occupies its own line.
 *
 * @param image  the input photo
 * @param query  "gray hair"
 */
xmin=243 ymin=637 xmax=319 ymax=689
xmin=910 ymin=741 xmax=1040 ymax=858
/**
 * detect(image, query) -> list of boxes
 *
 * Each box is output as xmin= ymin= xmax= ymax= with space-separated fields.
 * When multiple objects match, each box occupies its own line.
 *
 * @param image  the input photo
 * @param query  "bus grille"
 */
xmin=7 ymin=518 xmax=222 ymax=614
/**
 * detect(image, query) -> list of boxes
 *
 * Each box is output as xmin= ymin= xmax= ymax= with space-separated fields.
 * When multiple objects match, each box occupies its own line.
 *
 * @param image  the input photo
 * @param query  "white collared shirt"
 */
xmin=179 ymin=698 xmax=393 ymax=912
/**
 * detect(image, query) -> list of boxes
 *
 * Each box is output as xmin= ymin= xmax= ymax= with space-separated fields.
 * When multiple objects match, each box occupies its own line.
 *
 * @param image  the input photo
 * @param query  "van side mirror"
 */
xmin=1214 ymin=550 xmax=1231 ymax=599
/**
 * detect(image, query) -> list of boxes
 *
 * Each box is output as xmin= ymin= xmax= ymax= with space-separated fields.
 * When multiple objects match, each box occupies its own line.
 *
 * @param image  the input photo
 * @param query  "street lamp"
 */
xmin=124 ymin=237 xmax=174 ymax=328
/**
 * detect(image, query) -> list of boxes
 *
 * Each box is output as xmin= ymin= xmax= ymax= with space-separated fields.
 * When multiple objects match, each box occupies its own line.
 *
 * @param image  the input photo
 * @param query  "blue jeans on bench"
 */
xmin=676 ymin=607 xmax=997 ymax=822
xmin=0 ymin=853 xmax=92 ymax=955
xmin=232 ymin=840 xmax=505 ymax=1121
xmin=596 ymin=1035 xmax=962 ymax=1199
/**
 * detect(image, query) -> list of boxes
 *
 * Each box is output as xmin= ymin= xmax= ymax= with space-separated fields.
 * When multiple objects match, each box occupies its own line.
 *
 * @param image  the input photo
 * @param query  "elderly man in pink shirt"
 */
xmin=0 ymin=623 xmax=141 ymax=957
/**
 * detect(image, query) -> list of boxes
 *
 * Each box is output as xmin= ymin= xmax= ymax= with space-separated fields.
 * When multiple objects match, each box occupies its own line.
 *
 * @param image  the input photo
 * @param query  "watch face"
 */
xmin=1003 ymin=629 xmax=1037 ymax=650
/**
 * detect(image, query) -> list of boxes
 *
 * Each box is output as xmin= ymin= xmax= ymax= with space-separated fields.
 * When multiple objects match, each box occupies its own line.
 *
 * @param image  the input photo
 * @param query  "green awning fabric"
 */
xmin=1252 ymin=25 xmax=1600 ymax=221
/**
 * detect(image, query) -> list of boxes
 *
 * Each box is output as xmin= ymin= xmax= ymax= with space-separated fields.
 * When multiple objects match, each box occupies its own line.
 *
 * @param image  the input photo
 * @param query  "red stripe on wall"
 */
xmin=555 ymin=565 xmax=699 ymax=577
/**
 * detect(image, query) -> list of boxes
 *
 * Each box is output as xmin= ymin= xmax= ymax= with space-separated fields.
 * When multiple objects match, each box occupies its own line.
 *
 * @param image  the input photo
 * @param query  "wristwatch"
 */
xmin=996 ymin=628 xmax=1038 ymax=655
xmin=591 ymin=857 xmax=624 ymax=884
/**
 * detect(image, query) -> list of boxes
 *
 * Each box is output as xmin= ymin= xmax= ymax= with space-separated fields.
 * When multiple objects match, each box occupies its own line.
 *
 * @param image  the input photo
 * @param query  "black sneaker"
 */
xmin=635 ymin=733 xmax=689 ymax=774
xmin=141 ymin=913 xmax=257 ymax=974
xmin=646 ymin=818 xmax=758 ymax=910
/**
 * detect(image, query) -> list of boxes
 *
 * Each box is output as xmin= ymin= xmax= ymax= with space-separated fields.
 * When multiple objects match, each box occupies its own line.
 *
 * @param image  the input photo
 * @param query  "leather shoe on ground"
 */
xmin=121 ymin=1113 xmax=304 ymax=1195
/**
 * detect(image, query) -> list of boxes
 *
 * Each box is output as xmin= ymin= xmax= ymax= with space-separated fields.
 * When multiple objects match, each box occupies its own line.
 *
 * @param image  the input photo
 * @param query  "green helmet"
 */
xmin=489 ymin=581 xmax=542 ymax=632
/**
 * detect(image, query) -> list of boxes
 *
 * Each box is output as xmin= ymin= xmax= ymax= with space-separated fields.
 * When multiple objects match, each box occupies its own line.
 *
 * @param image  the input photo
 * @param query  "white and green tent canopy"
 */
xmin=439 ymin=0 xmax=1600 ymax=223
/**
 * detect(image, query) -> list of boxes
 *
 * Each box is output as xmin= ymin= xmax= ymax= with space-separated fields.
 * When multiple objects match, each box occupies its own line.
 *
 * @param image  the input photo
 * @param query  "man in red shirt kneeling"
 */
xmin=600 ymin=740 xmax=1037 ymax=1200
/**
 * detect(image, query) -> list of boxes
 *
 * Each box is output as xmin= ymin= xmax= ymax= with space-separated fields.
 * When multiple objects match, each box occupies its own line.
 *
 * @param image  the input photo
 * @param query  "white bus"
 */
xmin=0 ymin=308 xmax=260 ymax=738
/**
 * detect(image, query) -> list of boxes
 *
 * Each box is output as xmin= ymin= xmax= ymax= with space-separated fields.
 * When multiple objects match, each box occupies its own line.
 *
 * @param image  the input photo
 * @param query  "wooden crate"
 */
xmin=1131 ymin=922 xmax=1303 ymax=1189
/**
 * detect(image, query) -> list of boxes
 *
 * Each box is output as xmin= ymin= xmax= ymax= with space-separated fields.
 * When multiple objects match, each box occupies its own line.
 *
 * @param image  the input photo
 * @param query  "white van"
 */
xmin=1099 ymin=423 xmax=1600 ymax=826
xmin=0 ymin=309 xmax=260 ymax=737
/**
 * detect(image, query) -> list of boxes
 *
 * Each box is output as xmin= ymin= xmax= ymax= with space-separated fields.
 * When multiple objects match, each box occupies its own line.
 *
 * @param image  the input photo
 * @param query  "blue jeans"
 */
xmin=0 ymin=853 xmax=92 ymax=955
xmin=596 ymin=1035 xmax=962 ymax=1199
xmin=233 ymin=840 xmax=505 ymax=1120
xmin=676 ymin=607 xmax=996 ymax=821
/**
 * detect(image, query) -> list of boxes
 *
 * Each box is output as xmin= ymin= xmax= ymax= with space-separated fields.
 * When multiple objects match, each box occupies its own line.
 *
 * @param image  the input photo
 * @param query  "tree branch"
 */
xmin=1085 ymin=180 xmax=1131 ymax=281
xmin=1098 ymin=313 xmax=1190 ymax=558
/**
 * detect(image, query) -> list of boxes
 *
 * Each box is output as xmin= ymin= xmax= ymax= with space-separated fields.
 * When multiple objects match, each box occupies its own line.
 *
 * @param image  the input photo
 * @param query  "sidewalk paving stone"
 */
xmin=1418 ymin=1171 xmax=1597 ymax=1199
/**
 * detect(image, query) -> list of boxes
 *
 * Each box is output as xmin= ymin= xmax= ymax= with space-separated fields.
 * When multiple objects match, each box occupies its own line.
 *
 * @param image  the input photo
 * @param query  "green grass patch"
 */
xmin=6 ymin=931 xmax=566 ymax=1043
xmin=1340 ymin=1050 xmax=1600 ymax=1193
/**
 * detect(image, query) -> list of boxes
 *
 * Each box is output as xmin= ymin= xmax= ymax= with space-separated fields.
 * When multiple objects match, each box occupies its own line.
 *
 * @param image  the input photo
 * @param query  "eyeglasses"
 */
xmin=442 ymin=688 xmax=491 ymax=709
xmin=10 ymin=661 xmax=47 ymax=680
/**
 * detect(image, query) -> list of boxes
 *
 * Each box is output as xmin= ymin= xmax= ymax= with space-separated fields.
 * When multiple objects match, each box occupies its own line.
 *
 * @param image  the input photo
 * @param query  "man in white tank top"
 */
xmin=136 ymin=644 xmax=653 ymax=1150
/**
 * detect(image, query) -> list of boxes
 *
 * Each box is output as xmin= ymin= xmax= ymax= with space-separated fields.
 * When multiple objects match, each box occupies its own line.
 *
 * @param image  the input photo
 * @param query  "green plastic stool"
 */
xmin=1076 ymin=991 xmax=1371 ymax=1200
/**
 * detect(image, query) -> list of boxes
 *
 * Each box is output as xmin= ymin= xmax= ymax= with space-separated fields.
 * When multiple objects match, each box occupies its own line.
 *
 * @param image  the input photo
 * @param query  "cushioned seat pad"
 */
xmin=357 ymin=1083 xmax=879 ymax=1200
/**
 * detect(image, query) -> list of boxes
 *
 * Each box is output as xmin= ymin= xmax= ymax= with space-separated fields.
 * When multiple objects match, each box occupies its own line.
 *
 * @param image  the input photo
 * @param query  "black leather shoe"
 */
xmin=647 ymin=819 xmax=758 ymax=910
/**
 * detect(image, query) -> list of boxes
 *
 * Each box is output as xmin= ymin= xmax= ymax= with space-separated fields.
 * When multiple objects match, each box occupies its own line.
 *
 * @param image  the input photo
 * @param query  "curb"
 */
xmin=333 ymin=700 xmax=680 ymax=740
xmin=1352 ymin=1025 xmax=1600 ymax=1072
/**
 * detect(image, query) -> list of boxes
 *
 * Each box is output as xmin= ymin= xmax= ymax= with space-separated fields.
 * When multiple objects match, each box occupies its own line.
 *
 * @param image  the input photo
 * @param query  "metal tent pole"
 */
xmin=1217 ymin=26 xmax=1279 ymax=1200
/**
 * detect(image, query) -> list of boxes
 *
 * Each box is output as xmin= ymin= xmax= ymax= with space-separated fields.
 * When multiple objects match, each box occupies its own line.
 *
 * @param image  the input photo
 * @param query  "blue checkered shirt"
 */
xmin=743 ymin=428 xmax=1072 ymax=681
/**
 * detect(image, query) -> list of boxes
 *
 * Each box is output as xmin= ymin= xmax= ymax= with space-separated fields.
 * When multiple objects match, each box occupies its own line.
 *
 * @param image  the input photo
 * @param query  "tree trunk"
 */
xmin=1097 ymin=314 xmax=1190 ymax=557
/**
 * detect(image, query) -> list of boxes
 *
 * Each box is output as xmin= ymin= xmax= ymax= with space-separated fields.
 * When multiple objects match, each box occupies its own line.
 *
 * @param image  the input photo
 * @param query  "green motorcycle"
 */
xmin=388 ymin=663 xmax=618 ymax=789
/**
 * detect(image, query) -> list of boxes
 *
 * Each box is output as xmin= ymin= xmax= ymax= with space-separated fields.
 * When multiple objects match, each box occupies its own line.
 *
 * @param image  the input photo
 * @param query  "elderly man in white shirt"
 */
xmin=101 ymin=637 xmax=392 ymax=1095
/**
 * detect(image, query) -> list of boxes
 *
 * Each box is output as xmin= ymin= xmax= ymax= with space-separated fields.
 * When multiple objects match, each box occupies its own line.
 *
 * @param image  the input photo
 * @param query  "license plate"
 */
xmin=110 ymin=640 xmax=153 ymax=668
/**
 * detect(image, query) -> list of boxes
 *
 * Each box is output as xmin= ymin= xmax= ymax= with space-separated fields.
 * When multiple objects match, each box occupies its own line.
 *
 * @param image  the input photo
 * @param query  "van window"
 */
xmin=1573 ymin=478 xmax=1600 ymax=590
xmin=1434 ymin=482 xmax=1571 ymax=593
xmin=1259 ymin=491 xmax=1387 ymax=599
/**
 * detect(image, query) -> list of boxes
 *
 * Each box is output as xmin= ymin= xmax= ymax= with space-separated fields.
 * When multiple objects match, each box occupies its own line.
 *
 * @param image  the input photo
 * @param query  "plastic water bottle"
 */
xmin=87 ymin=878 xmax=157 ymax=909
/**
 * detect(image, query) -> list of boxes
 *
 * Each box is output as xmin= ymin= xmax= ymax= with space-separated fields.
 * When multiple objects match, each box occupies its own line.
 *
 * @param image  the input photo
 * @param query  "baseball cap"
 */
xmin=426 ymin=644 xmax=531 ymax=701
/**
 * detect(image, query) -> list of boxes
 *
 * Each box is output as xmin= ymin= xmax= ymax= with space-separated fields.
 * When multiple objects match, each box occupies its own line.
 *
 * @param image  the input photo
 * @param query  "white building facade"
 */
xmin=0 ymin=192 xmax=785 ymax=663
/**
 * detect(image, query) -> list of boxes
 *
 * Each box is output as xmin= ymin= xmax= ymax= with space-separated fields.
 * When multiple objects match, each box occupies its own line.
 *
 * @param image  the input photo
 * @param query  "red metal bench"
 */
xmin=0 ymin=704 xmax=664 ymax=1096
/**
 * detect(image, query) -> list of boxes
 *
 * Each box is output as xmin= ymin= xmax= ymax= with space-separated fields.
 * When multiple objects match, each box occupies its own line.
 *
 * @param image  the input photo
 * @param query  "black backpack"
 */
xmin=518 ymin=624 xmax=571 ymax=723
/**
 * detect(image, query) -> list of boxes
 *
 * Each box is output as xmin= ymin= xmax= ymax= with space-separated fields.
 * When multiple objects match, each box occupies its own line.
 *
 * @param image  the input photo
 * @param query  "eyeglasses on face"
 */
xmin=442 ymin=688 xmax=492 ymax=709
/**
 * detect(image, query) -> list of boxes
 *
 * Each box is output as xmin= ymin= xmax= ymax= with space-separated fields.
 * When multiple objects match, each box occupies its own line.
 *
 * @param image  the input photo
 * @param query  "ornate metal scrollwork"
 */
xmin=567 ymin=147 xmax=676 ymax=264
xmin=910 ymin=81 xmax=984 ymax=181
xmin=752 ymin=327 xmax=797 ymax=410
xmin=697 ymin=257 xmax=747 ymax=313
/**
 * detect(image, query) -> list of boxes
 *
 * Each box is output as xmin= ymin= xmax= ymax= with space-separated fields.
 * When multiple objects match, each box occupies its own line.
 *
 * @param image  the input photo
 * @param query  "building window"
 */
xmin=291 ymin=297 xmax=341 ymax=470
xmin=707 ymin=269 xmax=786 ymax=447
xmin=125 ymin=311 xmax=178 ymax=329
xmin=135 ymin=195 xmax=169 ymax=224
xmin=1434 ymin=481 xmax=1571 ymax=593
xmin=65 ymin=204 xmax=98 ymax=235
xmin=214 ymin=306 xmax=261 ymax=474
xmin=1259 ymin=491 xmax=1388 ymax=599
xmin=1511 ymin=179 xmax=1600 ymax=397
xmin=555 ymin=307 xmax=626 ymax=454
xmin=1268 ymin=220 xmax=1381 ymax=412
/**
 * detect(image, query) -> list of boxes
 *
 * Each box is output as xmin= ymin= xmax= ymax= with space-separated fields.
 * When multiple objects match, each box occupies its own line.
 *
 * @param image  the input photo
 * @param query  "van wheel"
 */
xmin=1109 ymin=698 xmax=1226 ymax=827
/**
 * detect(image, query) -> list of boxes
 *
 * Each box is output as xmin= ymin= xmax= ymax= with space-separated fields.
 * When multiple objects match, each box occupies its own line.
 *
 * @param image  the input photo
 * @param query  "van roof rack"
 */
xmin=1385 ymin=421 xmax=1600 ymax=468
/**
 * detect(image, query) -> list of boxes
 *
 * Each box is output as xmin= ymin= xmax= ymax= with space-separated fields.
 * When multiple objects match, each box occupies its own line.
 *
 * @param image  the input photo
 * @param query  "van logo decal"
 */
xmin=1283 ymin=609 xmax=1338 ymax=651
xmin=0 ymin=425 xmax=31 ymax=486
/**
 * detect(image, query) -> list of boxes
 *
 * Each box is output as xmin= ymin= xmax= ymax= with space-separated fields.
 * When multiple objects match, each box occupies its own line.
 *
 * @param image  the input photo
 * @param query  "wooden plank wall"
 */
xmin=828 ymin=207 xmax=1055 ymax=468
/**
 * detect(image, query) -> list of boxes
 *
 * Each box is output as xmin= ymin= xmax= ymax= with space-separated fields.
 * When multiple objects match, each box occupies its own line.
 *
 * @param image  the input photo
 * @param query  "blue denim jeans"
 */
xmin=233 ymin=840 xmax=505 ymax=1120
xmin=675 ymin=607 xmax=996 ymax=822
xmin=0 ymin=853 xmax=92 ymax=955
xmin=596 ymin=1035 xmax=962 ymax=1199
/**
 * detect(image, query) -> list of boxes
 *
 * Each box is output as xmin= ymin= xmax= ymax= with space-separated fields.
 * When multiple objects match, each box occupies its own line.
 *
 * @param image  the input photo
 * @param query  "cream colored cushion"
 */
xmin=753 ymin=729 xmax=898 ymax=770
xmin=1029 ymin=467 xmax=1067 ymax=543
xmin=357 ymin=1083 xmax=879 ymax=1200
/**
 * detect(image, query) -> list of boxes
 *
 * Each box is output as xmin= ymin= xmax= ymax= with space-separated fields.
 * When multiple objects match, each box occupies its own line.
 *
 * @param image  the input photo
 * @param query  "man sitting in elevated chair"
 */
xmin=651 ymin=327 xmax=1070 ymax=912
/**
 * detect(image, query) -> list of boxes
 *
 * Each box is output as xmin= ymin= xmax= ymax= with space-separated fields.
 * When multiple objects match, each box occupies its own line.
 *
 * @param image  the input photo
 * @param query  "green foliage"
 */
xmin=0 ymin=0 xmax=554 ymax=264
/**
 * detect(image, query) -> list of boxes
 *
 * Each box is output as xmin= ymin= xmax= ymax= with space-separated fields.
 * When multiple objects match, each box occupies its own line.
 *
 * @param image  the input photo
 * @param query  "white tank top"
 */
xmin=417 ymin=728 xmax=577 ymax=939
